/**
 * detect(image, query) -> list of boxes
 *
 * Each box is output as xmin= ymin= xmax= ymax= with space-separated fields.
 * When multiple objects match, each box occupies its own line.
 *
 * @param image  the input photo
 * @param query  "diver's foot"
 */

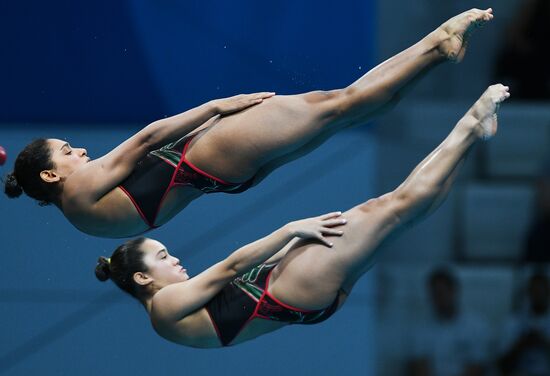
xmin=461 ymin=84 xmax=510 ymax=140
xmin=436 ymin=8 xmax=493 ymax=63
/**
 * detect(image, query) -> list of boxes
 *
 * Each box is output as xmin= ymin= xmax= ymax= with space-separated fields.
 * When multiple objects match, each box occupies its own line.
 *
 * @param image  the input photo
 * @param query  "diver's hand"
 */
xmin=211 ymin=92 xmax=275 ymax=116
xmin=286 ymin=211 xmax=346 ymax=247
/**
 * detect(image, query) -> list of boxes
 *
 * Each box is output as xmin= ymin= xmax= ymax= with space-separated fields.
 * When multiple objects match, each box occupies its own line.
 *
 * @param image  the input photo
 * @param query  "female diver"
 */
xmin=95 ymin=84 xmax=510 ymax=347
xmin=5 ymin=9 xmax=494 ymax=238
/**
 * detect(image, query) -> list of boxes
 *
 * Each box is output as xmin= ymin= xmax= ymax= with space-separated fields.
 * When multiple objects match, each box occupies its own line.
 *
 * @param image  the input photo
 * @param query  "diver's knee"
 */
xmin=358 ymin=192 xmax=394 ymax=212
xmin=302 ymin=89 xmax=342 ymax=104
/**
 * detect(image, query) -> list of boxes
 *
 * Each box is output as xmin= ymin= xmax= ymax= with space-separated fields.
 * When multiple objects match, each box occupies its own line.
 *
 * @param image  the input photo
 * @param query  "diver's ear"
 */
xmin=40 ymin=170 xmax=60 ymax=183
xmin=134 ymin=272 xmax=153 ymax=286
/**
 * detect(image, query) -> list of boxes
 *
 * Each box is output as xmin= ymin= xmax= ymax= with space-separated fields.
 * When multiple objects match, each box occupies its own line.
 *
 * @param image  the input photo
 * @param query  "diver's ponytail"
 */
xmin=4 ymin=173 xmax=23 ymax=198
xmin=95 ymin=256 xmax=112 ymax=282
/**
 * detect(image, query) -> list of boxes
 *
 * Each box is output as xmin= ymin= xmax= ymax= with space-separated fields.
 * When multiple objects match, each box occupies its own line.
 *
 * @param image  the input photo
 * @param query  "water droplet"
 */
xmin=358 ymin=66 xmax=362 ymax=70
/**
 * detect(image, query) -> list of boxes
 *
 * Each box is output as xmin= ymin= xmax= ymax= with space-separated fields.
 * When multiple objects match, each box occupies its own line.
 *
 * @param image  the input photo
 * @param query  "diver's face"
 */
xmin=140 ymin=239 xmax=189 ymax=288
xmin=45 ymin=138 xmax=90 ymax=178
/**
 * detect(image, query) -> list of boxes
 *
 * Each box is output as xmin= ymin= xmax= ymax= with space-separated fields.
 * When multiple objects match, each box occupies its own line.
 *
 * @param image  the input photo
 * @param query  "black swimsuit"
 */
xmin=119 ymin=133 xmax=253 ymax=229
xmin=205 ymin=263 xmax=339 ymax=346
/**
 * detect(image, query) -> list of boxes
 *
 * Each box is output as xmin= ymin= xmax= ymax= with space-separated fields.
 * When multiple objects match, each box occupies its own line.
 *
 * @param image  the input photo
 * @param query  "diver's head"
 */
xmin=95 ymin=238 xmax=189 ymax=301
xmin=4 ymin=138 xmax=88 ymax=205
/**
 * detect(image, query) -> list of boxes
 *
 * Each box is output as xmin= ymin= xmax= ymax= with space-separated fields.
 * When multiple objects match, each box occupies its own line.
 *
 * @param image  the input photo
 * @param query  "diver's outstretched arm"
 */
xmin=151 ymin=212 xmax=345 ymax=322
xmin=69 ymin=92 xmax=274 ymax=203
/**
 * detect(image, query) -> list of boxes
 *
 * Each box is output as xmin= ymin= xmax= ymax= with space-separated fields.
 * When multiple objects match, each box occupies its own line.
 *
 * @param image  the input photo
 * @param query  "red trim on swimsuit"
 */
xmin=262 ymin=269 xmax=319 ymax=313
xmin=205 ymin=306 xmax=223 ymax=341
xmin=117 ymin=185 xmax=157 ymax=229
xmin=149 ymin=141 xmax=190 ymax=227
xmin=118 ymin=134 xmax=253 ymax=233
xmin=205 ymin=264 xmax=338 ymax=346
xmin=180 ymin=137 xmax=234 ymax=185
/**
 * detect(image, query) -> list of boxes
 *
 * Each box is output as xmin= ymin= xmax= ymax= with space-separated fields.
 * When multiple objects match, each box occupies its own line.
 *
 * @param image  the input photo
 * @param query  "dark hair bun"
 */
xmin=95 ymin=256 xmax=111 ymax=282
xmin=4 ymin=173 xmax=23 ymax=198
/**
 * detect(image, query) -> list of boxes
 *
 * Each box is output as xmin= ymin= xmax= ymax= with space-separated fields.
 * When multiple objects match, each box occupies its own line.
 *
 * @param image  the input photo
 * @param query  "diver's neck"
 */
xmin=53 ymin=183 xmax=65 ymax=210
xmin=142 ymin=295 xmax=154 ymax=315
xmin=52 ymin=197 xmax=63 ymax=212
